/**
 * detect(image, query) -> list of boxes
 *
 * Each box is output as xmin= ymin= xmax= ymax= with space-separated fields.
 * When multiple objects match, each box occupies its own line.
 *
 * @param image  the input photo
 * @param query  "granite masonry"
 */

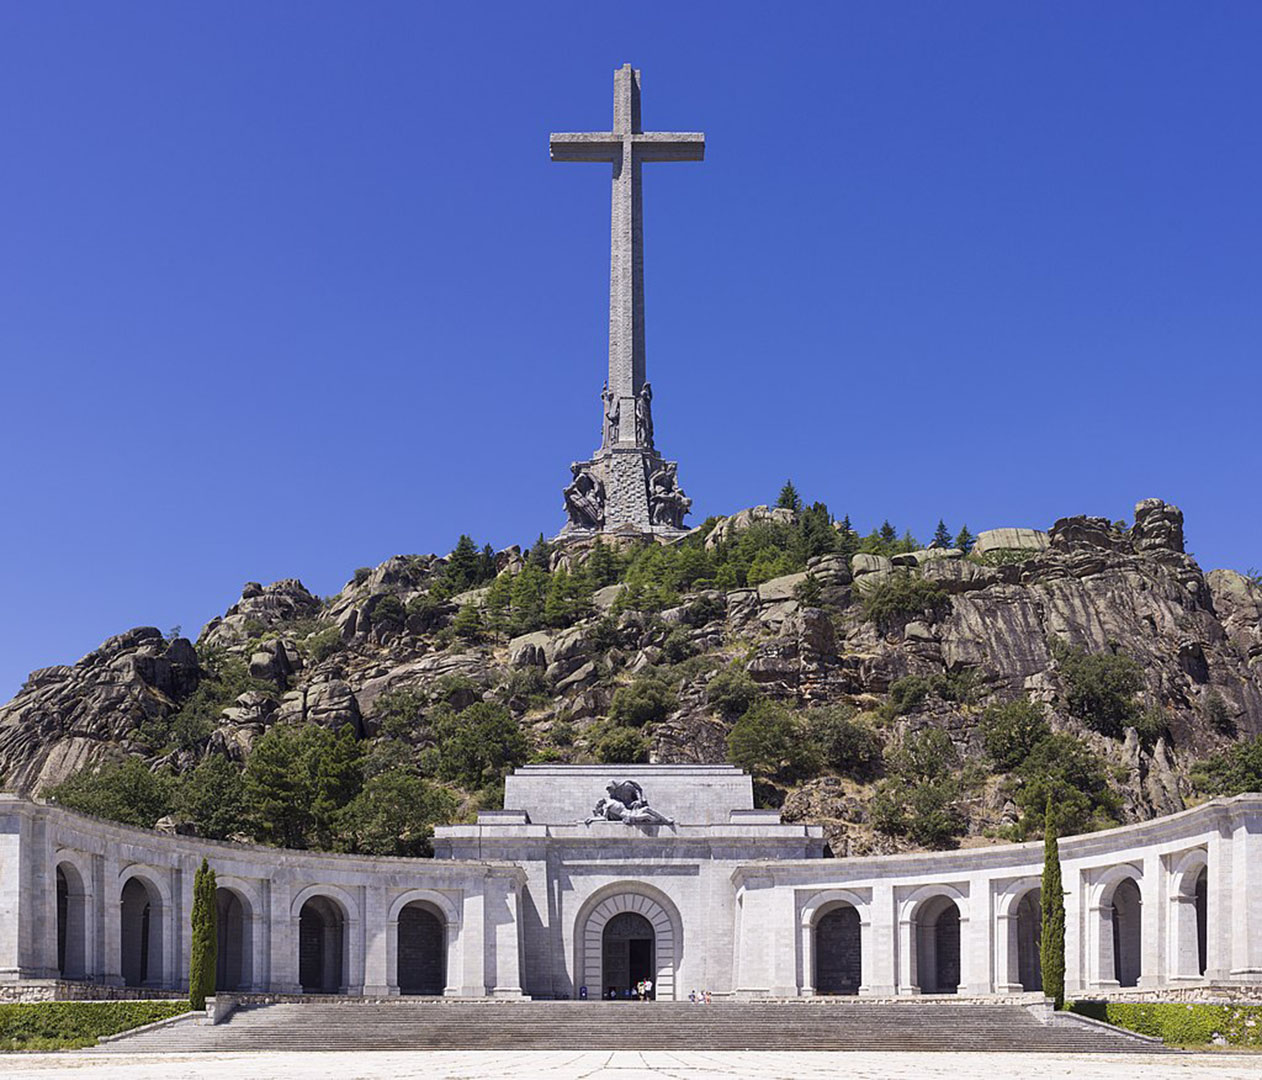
xmin=556 ymin=65 xmax=698 ymax=537
xmin=2 ymin=766 xmax=1259 ymax=1001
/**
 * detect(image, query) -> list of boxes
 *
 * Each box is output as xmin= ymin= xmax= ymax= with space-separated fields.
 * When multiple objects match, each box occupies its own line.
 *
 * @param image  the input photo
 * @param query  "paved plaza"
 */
xmin=1 ymin=1051 xmax=1262 ymax=1080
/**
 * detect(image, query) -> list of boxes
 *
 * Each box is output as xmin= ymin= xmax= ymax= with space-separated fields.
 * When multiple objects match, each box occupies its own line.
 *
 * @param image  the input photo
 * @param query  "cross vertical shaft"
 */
xmin=552 ymin=65 xmax=702 ymax=535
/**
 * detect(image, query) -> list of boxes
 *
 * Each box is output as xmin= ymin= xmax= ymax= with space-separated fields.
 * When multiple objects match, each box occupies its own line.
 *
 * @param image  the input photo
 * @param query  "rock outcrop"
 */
xmin=1 ymin=497 xmax=1259 ymax=855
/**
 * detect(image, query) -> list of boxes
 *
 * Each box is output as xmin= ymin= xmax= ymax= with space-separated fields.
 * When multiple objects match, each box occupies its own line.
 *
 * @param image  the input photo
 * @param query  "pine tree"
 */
xmin=932 ymin=519 xmax=953 ymax=549
xmin=312 ymin=727 xmax=365 ymax=849
xmin=878 ymin=520 xmax=898 ymax=546
xmin=955 ymin=524 xmax=976 ymax=554
xmin=776 ymin=480 xmax=803 ymax=512
xmin=452 ymin=602 xmax=483 ymax=641
xmin=1040 ymin=797 xmax=1066 ymax=1009
xmin=509 ymin=563 xmax=548 ymax=633
xmin=583 ymin=539 xmax=618 ymax=589
xmin=189 ymin=858 xmax=217 ymax=1010
xmin=478 ymin=544 xmax=498 ymax=584
xmin=445 ymin=535 xmax=482 ymax=590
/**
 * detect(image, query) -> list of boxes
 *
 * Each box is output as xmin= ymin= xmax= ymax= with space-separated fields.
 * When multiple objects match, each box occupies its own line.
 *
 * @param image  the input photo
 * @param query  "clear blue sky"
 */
xmin=2 ymin=2 xmax=1259 ymax=700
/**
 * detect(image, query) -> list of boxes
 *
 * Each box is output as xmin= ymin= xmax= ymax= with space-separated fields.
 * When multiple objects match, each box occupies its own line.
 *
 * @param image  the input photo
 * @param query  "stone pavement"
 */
xmin=1 ymin=1050 xmax=1261 ymax=1080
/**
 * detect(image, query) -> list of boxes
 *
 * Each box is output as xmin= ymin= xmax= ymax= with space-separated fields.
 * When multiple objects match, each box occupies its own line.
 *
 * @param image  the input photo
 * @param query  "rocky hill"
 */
xmin=2 ymin=497 xmax=1260 ymax=856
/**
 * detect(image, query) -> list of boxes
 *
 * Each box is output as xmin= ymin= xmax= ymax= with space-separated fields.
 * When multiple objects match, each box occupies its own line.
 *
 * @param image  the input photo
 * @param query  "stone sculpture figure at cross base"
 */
xmin=552 ymin=64 xmax=702 ymax=537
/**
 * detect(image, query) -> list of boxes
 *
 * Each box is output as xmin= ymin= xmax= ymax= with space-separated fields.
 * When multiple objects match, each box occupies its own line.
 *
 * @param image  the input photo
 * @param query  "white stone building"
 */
xmin=1 ymin=765 xmax=1256 ymax=1000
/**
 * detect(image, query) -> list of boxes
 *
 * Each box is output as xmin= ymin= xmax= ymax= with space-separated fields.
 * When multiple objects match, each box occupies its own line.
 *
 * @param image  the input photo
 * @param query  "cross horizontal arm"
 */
xmin=633 ymin=133 xmax=705 ymax=162
xmin=550 ymin=133 xmax=620 ymax=162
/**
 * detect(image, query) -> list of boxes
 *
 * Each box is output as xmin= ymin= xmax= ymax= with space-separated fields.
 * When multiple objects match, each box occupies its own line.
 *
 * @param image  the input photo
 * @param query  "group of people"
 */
xmin=688 ymin=989 xmax=713 ymax=1004
xmin=604 ymin=980 xmax=654 ymax=1001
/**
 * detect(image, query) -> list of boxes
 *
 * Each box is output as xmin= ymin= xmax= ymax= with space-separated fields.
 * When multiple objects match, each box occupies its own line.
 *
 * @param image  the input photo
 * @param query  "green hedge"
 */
xmin=1069 ymin=1001 xmax=1262 ymax=1046
xmin=0 ymin=1000 xmax=191 ymax=1051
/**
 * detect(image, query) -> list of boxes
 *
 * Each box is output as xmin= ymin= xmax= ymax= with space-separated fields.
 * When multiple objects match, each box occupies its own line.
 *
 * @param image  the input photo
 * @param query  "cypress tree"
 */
xmin=1040 ymin=797 xmax=1066 ymax=1009
xmin=189 ymin=858 xmax=217 ymax=1010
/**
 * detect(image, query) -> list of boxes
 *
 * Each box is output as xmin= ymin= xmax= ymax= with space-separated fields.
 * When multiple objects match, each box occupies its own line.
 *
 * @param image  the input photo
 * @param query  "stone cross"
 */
xmin=551 ymin=64 xmax=704 ymax=451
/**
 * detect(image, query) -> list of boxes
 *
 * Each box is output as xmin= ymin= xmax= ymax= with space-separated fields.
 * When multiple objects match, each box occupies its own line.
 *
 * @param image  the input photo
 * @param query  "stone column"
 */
xmin=863 ymin=882 xmax=897 ymax=996
xmin=100 ymin=853 xmax=123 ymax=987
xmin=488 ymin=874 xmax=524 ymax=998
xmin=1205 ymin=826 xmax=1231 ymax=982
xmin=733 ymin=874 xmax=774 ymax=997
xmin=1230 ymin=816 xmax=1262 ymax=979
xmin=272 ymin=881 xmax=300 ymax=994
xmin=457 ymin=884 xmax=486 ymax=996
xmin=897 ymin=907 xmax=917 ymax=995
xmin=1138 ymin=853 xmax=1163 ymax=988
xmin=362 ymin=885 xmax=391 ymax=996
xmin=994 ymin=912 xmax=1020 ymax=994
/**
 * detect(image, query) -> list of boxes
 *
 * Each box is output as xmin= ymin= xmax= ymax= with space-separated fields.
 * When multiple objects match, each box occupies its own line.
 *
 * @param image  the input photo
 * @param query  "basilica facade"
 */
xmin=1 ymin=765 xmax=1258 ymax=1002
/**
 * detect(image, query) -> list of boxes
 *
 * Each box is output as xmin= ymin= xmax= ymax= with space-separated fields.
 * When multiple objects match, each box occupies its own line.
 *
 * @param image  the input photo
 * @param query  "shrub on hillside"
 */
xmin=306 ymin=626 xmax=345 ymax=663
xmin=609 ymin=674 xmax=677 ymax=728
xmin=726 ymin=699 xmax=807 ymax=781
xmin=1011 ymin=733 xmax=1120 ymax=838
xmin=1190 ymin=735 xmax=1262 ymax=797
xmin=804 ymin=706 xmax=882 ymax=778
xmin=48 ymin=757 xmax=174 ymax=829
xmin=980 ymin=699 xmax=1051 ymax=770
xmin=1052 ymin=639 xmax=1144 ymax=738
xmin=432 ymin=701 xmax=529 ymax=789
xmin=869 ymin=727 xmax=966 ymax=849
xmin=861 ymin=573 xmax=949 ymax=629
xmin=595 ymin=725 xmax=650 ymax=764
xmin=705 ymin=667 xmax=760 ymax=718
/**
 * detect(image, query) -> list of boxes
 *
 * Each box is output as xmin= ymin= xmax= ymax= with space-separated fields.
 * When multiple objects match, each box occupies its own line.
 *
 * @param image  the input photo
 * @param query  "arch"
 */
xmin=215 ymin=887 xmax=252 ymax=992
xmin=387 ymin=889 xmax=461 ymax=928
xmin=575 ymin=883 xmax=682 ymax=1001
xmin=55 ymin=860 xmax=90 ymax=980
xmin=1014 ymin=889 xmax=1043 ymax=992
xmin=397 ymin=901 xmax=447 ymax=996
xmin=1086 ymin=864 xmax=1143 ymax=989
xmin=814 ymin=903 xmax=862 ymax=995
xmin=1169 ymin=849 xmax=1209 ymax=980
xmin=298 ymin=894 xmax=347 ymax=994
xmin=799 ymin=889 xmax=871 ymax=996
xmin=602 ymin=911 xmax=655 ymax=999
xmin=119 ymin=875 xmax=164 ymax=988
xmin=993 ymin=877 xmax=1042 ymax=993
xmin=908 ymin=893 xmax=962 ymax=995
xmin=1110 ymin=877 xmax=1142 ymax=988
xmin=290 ymin=882 xmax=361 ymax=921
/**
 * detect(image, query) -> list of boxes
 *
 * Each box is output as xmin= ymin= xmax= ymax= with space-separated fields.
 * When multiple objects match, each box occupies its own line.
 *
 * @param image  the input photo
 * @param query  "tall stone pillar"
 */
xmin=864 ymin=882 xmax=898 ymax=996
xmin=1230 ymin=816 xmax=1262 ymax=979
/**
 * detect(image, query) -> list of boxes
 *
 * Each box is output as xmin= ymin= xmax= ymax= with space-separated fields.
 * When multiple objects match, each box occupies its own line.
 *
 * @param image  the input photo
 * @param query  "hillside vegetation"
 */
xmin=3 ymin=491 xmax=1261 ymax=858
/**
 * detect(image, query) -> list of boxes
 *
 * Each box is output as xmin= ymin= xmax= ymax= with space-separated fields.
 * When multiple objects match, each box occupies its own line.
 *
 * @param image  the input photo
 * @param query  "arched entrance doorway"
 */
xmin=602 ymin=912 xmax=655 ymax=999
xmin=814 ymin=904 xmax=861 ymax=995
xmin=299 ymin=896 xmax=345 ymax=993
xmin=120 ymin=877 xmax=163 ymax=988
xmin=216 ymin=888 xmax=251 ymax=992
xmin=1111 ymin=877 xmax=1141 ymax=988
xmin=915 ymin=896 xmax=960 ymax=994
xmin=397 ymin=902 xmax=446 ymax=995
xmin=1015 ymin=889 xmax=1042 ymax=992
xmin=56 ymin=863 xmax=89 ymax=979
xmin=576 ymin=887 xmax=680 ymax=1001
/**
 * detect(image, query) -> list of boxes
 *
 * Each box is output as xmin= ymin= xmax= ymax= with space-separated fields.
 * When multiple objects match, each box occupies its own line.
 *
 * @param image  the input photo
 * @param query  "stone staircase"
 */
xmin=94 ymin=1000 xmax=1164 ymax=1053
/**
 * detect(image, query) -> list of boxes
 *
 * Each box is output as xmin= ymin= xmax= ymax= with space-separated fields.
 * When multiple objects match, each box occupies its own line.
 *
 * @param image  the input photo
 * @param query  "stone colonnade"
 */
xmin=2 ymin=793 xmax=1261 ymax=999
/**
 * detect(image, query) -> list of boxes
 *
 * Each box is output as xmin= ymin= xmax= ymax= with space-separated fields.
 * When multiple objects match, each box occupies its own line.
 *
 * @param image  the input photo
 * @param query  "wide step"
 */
xmin=94 ymin=1001 xmax=1163 ymax=1054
